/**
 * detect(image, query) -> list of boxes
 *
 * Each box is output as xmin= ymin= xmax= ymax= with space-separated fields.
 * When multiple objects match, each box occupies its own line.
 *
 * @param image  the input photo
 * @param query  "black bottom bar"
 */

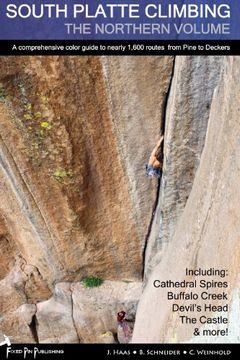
xmin=0 ymin=343 xmax=239 ymax=360
xmin=0 ymin=40 xmax=240 ymax=55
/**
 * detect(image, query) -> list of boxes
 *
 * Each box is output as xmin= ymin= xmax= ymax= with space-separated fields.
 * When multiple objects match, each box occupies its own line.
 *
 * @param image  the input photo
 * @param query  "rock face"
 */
xmin=133 ymin=57 xmax=240 ymax=342
xmin=0 ymin=56 xmax=173 ymax=285
xmin=0 ymin=261 xmax=39 ymax=343
xmin=23 ymin=280 xmax=141 ymax=344
xmin=36 ymin=283 xmax=79 ymax=343
xmin=102 ymin=57 xmax=174 ymax=242
xmin=145 ymin=56 xmax=223 ymax=276
xmin=0 ymin=56 xmax=173 ymax=343
xmin=71 ymin=281 xmax=141 ymax=343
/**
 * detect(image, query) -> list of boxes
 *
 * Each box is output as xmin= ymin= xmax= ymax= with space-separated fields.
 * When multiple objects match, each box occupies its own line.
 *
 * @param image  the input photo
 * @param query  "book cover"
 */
xmin=0 ymin=1 xmax=239 ymax=358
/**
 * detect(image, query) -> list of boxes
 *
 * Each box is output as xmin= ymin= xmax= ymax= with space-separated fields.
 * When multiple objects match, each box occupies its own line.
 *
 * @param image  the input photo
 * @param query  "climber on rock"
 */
xmin=145 ymin=135 xmax=164 ymax=178
xmin=117 ymin=311 xmax=132 ymax=343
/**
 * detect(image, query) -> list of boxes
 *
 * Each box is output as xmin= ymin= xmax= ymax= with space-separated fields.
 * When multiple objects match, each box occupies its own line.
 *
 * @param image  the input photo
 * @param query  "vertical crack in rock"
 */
xmin=192 ymin=191 xmax=215 ymax=270
xmin=141 ymin=180 xmax=161 ymax=279
xmin=70 ymin=286 xmax=81 ymax=343
xmin=160 ymin=57 xmax=176 ymax=136
xmin=29 ymin=314 xmax=39 ymax=344
xmin=142 ymin=57 xmax=176 ymax=279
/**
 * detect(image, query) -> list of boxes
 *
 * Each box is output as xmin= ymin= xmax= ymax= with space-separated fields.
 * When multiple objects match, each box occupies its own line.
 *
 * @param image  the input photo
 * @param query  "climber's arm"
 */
xmin=157 ymin=135 xmax=164 ymax=147
xmin=152 ymin=135 xmax=164 ymax=156
xmin=152 ymin=135 xmax=164 ymax=152
xmin=148 ymin=136 xmax=164 ymax=167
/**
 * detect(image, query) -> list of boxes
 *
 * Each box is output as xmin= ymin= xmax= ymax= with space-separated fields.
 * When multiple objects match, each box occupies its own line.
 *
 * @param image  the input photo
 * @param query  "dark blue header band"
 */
xmin=0 ymin=0 xmax=239 ymax=40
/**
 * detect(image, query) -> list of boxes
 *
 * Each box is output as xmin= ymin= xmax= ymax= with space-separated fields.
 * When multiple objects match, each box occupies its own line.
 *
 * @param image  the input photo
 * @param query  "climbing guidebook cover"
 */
xmin=0 ymin=0 xmax=239 ymax=359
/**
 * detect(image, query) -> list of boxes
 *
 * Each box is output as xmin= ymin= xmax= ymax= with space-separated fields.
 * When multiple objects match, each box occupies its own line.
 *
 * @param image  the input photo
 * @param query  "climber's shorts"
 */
xmin=145 ymin=165 xmax=162 ymax=178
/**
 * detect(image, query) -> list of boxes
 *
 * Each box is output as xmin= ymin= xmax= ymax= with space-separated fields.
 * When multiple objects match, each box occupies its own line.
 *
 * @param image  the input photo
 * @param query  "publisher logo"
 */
xmin=6 ymin=347 xmax=64 ymax=359
xmin=0 ymin=335 xmax=11 ymax=347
